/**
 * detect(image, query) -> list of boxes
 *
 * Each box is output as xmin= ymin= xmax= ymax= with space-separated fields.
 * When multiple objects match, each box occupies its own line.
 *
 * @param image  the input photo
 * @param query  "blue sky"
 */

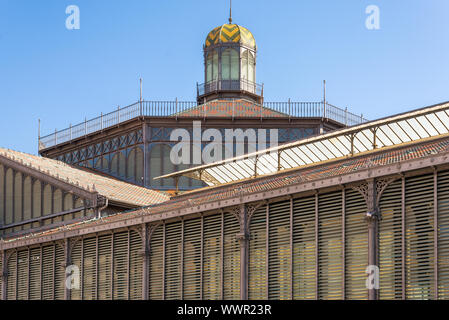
xmin=1 ymin=0 xmax=449 ymax=155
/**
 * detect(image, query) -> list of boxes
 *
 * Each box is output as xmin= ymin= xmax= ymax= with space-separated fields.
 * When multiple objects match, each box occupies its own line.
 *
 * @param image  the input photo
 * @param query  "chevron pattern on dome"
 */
xmin=205 ymin=24 xmax=256 ymax=48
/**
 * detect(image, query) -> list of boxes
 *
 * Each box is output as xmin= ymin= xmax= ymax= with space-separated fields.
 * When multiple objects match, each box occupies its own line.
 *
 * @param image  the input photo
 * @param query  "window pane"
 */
xmin=150 ymin=144 xmax=162 ymax=187
xmin=222 ymin=49 xmax=230 ymax=80
xmin=242 ymin=50 xmax=249 ymax=81
xmin=231 ymin=49 xmax=239 ymax=80
xmin=206 ymin=53 xmax=213 ymax=83
xmin=212 ymin=51 xmax=219 ymax=80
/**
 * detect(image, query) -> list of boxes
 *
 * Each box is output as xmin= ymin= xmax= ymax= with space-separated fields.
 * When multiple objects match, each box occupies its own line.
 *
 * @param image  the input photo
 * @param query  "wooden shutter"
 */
xmin=345 ymin=189 xmax=368 ymax=300
xmin=405 ymin=174 xmax=434 ymax=299
xmin=70 ymin=240 xmax=82 ymax=300
xmin=98 ymin=234 xmax=112 ymax=300
xmin=268 ymin=200 xmax=291 ymax=300
xmin=129 ymin=230 xmax=143 ymax=300
xmin=6 ymin=251 xmax=17 ymax=300
xmin=113 ymin=231 xmax=128 ymax=300
xmin=379 ymin=179 xmax=403 ymax=299
xmin=82 ymin=237 xmax=97 ymax=300
xmin=318 ymin=191 xmax=343 ymax=300
xmin=438 ymin=170 xmax=449 ymax=299
xmin=42 ymin=245 xmax=54 ymax=300
xmin=149 ymin=225 xmax=163 ymax=300
xmin=165 ymin=221 xmax=182 ymax=300
xmin=249 ymin=205 xmax=267 ymax=300
xmin=54 ymin=243 xmax=65 ymax=300
xmin=29 ymin=247 xmax=41 ymax=300
xmin=223 ymin=212 xmax=240 ymax=300
xmin=292 ymin=195 xmax=316 ymax=300
xmin=183 ymin=218 xmax=202 ymax=300
xmin=203 ymin=214 xmax=222 ymax=300
xmin=17 ymin=250 xmax=28 ymax=300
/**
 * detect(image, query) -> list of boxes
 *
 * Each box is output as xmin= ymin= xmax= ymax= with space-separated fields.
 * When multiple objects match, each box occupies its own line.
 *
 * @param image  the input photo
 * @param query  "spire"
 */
xmin=229 ymin=0 xmax=232 ymax=24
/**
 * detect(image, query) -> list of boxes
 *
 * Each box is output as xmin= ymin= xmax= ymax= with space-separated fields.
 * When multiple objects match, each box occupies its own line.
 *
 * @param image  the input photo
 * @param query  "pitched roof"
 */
xmin=3 ymin=134 xmax=449 ymax=244
xmin=0 ymin=148 xmax=169 ymax=207
xmin=175 ymin=99 xmax=288 ymax=118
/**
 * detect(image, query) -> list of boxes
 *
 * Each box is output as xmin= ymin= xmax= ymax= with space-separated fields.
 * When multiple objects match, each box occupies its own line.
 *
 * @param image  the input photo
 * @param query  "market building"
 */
xmin=1 ymin=17 xmax=448 ymax=301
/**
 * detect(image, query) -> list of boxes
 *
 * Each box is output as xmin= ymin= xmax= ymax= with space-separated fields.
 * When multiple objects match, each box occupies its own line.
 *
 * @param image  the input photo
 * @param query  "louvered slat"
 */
xmin=223 ymin=213 xmax=240 ymax=300
xmin=183 ymin=218 xmax=201 ymax=300
xmin=113 ymin=232 xmax=128 ymax=300
xmin=149 ymin=225 xmax=163 ymax=300
xmin=42 ymin=245 xmax=54 ymax=300
xmin=318 ymin=191 xmax=343 ymax=300
xmin=6 ymin=251 xmax=16 ymax=300
xmin=345 ymin=189 xmax=368 ymax=300
xmin=165 ymin=221 xmax=182 ymax=300
xmin=203 ymin=214 xmax=222 ymax=300
xmin=70 ymin=240 xmax=82 ymax=300
xmin=438 ymin=170 xmax=449 ymax=299
xmin=98 ymin=234 xmax=112 ymax=300
xmin=268 ymin=200 xmax=291 ymax=300
xmin=54 ymin=244 xmax=65 ymax=300
xmin=379 ymin=179 xmax=403 ymax=300
xmin=129 ymin=230 xmax=143 ymax=300
xmin=249 ymin=205 xmax=267 ymax=300
xmin=292 ymin=195 xmax=316 ymax=300
xmin=29 ymin=248 xmax=41 ymax=300
xmin=405 ymin=174 xmax=435 ymax=300
xmin=82 ymin=237 xmax=97 ymax=300
xmin=16 ymin=250 xmax=28 ymax=300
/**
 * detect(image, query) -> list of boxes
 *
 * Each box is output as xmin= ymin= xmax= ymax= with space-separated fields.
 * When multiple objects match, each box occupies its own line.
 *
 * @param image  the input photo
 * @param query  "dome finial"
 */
xmin=229 ymin=0 xmax=233 ymax=24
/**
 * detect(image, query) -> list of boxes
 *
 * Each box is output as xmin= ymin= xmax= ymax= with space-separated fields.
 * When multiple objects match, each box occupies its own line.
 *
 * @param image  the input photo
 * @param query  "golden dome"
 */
xmin=205 ymin=24 xmax=256 ymax=49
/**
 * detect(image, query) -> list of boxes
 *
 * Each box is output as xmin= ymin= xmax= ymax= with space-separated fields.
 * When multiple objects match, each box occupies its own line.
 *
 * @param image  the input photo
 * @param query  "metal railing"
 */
xmin=38 ymin=99 xmax=367 ymax=151
xmin=197 ymin=79 xmax=263 ymax=97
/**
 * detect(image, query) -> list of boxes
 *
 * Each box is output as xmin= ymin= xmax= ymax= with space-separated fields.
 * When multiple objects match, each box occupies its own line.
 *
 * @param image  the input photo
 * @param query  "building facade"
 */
xmin=1 ymin=18 xmax=448 ymax=301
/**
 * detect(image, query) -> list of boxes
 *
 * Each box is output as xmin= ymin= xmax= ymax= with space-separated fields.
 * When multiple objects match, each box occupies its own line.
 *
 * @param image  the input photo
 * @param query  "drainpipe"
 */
xmin=97 ymin=198 xmax=109 ymax=219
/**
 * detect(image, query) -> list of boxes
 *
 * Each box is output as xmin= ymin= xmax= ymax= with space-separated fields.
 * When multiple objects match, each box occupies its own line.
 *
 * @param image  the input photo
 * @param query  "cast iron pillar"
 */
xmin=64 ymin=238 xmax=71 ymax=300
xmin=236 ymin=204 xmax=249 ymax=300
xmin=366 ymin=179 xmax=379 ymax=300
xmin=142 ymin=223 xmax=149 ymax=300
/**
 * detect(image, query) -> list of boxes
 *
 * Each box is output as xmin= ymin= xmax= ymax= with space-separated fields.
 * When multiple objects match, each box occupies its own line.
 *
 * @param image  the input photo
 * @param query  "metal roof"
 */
xmin=155 ymin=101 xmax=449 ymax=186
xmin=0 ymin=148 xmax=170 ymax=207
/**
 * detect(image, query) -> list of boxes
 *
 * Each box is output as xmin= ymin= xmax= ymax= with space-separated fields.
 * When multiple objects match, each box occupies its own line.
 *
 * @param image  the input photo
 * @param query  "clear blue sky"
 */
xmin=1 ymin=0 xmax=448 ymax=155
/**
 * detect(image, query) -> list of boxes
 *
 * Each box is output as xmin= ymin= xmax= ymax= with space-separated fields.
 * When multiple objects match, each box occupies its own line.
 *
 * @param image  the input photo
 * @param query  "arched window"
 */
xmin=111 ymin=151 xmax=126 ymax=179
xmin=149 ymin=144 xmax=174 ymax=188
xmin=15 ymin=172 xmax=23 ymax=223
xmin=23 ymin=176 xmax=32 ymax=221
xmin=101 ymin=155 xmax=109 ymax=173
xmin=221 ymin=48 xmax=239 ymax=81
xmin=33 ymin=180 xmax=42 ymax=218
xmin=53 ymin=189 xmax=62 ymax=213
xmin=127 ymin=147 xmax=144 ymax=184
xmin=64 ymin=193 xmax=73 ymax=211
xmin=206 ymin=50 xmax=219 ymax=83
xmin=43 ymin=184 xmax=52 ymax=216
xmin=242 ymin=50 xmax=255 ymax=83
xmin=5 ymin=168 xmax=13 ymax=225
